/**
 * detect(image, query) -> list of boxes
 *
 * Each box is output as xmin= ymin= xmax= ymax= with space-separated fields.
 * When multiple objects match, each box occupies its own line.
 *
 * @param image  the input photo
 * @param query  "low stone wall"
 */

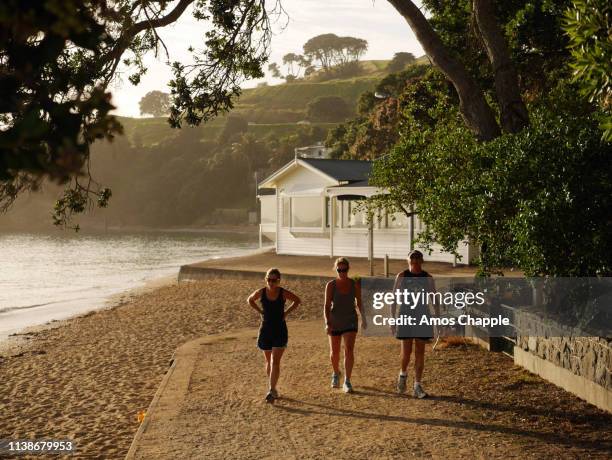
xmin=178 ymin=265 xmax=329 ymax=284
xmin=516 ymin=336 xmax=611 ymax=391
xmin=513 ymin=309 xmax=611 ymax=412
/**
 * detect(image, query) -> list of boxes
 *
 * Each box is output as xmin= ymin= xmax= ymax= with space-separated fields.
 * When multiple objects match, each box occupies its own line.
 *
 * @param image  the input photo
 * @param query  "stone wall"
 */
xmin=516 ymin=335 xmax=611 ymax=391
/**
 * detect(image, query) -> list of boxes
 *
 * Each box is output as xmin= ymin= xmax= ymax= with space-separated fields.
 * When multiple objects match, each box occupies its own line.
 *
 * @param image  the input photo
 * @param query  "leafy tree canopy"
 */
xmin=1 ymin=0 xmax=275 ymax=225
xmin=307 ymin=96 xmax=352 ymax=122
xmin=387 ymin=52 xmax=416 ymax=73
xmin=303 ymin=33 xmax=368 ymax=71
xmin=563 ymin=0 xmax=612 ymax=141
xmin=139 ymin=91 xmax=171 ymax=117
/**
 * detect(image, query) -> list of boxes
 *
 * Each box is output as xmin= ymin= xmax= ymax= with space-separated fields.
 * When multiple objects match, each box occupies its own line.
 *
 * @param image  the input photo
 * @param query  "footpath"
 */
xmin=127 ymin=320 xmax=611 ymax=459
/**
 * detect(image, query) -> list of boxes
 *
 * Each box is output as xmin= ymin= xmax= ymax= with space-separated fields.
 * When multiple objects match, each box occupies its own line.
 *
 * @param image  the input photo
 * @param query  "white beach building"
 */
xmin=258 ymin=157 xmax=477 ymax=264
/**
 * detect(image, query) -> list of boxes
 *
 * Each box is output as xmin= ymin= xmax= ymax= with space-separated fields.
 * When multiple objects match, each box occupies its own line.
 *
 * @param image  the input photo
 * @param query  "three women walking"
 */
xmin=247 ymin=253 xmax=434 ymax=401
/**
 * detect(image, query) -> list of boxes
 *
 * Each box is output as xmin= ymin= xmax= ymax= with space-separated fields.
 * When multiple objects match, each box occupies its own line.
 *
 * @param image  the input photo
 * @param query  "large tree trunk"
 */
xmin=473 ymin=0 xmax=529 ymax=133
xmin=387 ymin=0 xmax=501 ymax=141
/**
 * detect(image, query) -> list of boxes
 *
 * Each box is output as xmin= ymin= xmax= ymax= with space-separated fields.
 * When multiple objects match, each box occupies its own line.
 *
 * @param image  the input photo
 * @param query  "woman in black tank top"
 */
xmin=247 ymin=268 xmax=301 ymax=403
xmin=390 ymin=250 xmax=438 ymax=399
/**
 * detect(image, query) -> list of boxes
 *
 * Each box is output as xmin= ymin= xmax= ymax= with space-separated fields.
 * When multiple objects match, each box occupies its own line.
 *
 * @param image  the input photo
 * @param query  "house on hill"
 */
xmin=257 ymin=157 xmax=477 ymax=263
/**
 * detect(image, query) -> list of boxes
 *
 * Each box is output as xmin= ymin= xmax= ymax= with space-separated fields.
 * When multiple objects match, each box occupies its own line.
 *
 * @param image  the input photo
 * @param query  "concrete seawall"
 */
xmin=178 ymin=265 xmax=330 ymax=284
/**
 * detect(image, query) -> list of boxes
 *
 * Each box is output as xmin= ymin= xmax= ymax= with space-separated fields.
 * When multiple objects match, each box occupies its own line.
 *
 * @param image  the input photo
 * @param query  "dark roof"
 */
xmin=257 ymin=188 xmax=276 ymax=196
xmin=300 ymin=158 xmax=371 ymax=182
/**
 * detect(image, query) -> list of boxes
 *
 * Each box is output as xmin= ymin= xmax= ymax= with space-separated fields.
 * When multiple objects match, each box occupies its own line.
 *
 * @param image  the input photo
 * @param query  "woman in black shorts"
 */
xmin=324 ymin=257 xmax=367 ymax=393
xmin=247 ymin=268 xmax=301 ymax=402
xmin=390 ymin=250 xmax=437 ymax=398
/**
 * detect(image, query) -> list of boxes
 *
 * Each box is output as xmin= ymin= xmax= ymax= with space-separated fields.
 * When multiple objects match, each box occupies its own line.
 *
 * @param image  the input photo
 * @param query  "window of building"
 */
xmin=291 ymin=196 xmax=322 ymax=227
xmin=260 ymin=196 xmax=276 ymax=224
xmin=385 ymin=210 xmax=409 ymax=229
xmin=342 ymin=200 xmax=368 ymax=228
xmin=282 ymin=197 xmax=291 ymax=227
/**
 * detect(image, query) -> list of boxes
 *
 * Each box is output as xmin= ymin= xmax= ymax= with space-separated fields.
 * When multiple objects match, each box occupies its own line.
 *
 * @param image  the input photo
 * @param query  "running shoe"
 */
xmin=270 ymin=389 xmax=279 ymax=399
xmin=343 ymin=380 xmax=354 ymax=394
xmin=331 ymin=372 xmax=340 ymax=388
xmin=265 ymin=390 xmax=275 ymax=403
xmin=413 ymin=383 xmax=428 ymax=399
xmin=397 ymin=374 xmax=407 ymax=394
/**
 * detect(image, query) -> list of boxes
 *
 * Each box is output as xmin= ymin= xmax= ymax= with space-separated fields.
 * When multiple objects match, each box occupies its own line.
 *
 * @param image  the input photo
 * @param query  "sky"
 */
xmin=109 ymin=0 xmax=425 ymax=117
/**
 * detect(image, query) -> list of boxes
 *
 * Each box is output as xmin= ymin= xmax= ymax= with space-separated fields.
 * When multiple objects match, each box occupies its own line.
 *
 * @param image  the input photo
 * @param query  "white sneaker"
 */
xmin=397 ymin=374 xmax=407 ymax=394
xmin=413 ymin=383 xmax=428 ymax=399
xmin=343 ymin=380 xmax=354 ymax=393
xmin=331 ymin=372 xmax=340 ymax=388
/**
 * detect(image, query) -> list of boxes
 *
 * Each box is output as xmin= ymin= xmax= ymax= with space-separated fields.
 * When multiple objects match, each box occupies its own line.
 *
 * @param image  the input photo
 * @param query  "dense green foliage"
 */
xmin=370 ymin=75 xmax=611 ymax=275
xmin=563 ymin=0 xmax=612 ymax=141
xmin=331 ymin=1 xmax=612 ymax=275
xmin=422 ymin=0 xmax=573 ymax=94
xmin=306 ymin=96 xmax=352 ymax=122
xmin=0 ymin=0 xmax=121 ymax=213
xmin=326 ymin=65 xmax=430 ymax=159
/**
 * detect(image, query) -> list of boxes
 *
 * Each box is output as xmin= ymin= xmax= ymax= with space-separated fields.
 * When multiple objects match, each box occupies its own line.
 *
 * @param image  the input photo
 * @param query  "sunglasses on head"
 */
xmin=266 ymin=277 xmax=280 ymax=283
xmin=336 ymin=267 xmax=348 ymax=273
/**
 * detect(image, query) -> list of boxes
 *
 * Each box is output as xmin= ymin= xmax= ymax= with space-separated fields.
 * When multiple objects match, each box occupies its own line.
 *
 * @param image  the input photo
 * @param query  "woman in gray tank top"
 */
xmin=324 ymin=257 xmax=367 ymax=393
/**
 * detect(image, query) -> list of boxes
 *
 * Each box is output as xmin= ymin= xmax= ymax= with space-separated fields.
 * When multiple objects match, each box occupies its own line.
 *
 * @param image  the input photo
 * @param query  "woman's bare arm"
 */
xmin=389 ymin=273 xmax=402 ymax=334
xmin=354 ymin=280 xmax=367 ymax=329
xmin=247 ymin=288 xmax=263 ymax=315
xmin=324 ymin=281 xmax=334 ymax=334
xmin=282 ymin=289 xmax=301 ymax=318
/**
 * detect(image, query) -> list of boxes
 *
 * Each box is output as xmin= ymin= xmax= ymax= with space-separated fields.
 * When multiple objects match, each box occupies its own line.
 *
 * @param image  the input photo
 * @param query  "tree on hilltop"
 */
xmin=303 ymin=34 xmax=368 ymax=73
xmin=387 ymin=52 xmax=416 ymax=73
xmin=139 ymin=91 xmax=170 ymax=117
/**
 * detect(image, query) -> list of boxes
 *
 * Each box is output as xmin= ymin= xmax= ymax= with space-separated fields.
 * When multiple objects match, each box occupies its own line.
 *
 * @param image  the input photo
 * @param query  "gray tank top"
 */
xmin=330 ymin=279 xmax=358 ymax=330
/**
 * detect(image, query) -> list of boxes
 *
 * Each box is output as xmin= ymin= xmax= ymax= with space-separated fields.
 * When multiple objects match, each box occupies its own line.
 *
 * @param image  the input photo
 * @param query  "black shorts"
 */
xmin=330 ymin=327 xmax=358 ymax=336
xmin=395 ymin=336 xmax=432 ymax=342
xmin=257 ymin=321 xmax=288 ymax=351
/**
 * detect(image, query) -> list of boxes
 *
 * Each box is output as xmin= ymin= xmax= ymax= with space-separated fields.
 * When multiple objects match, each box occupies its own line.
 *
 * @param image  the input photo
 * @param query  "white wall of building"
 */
xmin=259 ymin=162 xmax=477 ymax=264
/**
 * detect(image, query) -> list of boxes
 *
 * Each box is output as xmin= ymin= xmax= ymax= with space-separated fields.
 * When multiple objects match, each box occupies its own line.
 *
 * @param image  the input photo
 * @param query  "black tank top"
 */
xmin=399 ymin=269 xmax=431 ymax=313
xmin=261 ymin=287 xmax=286 ymax=325
xmin=401 ymin=269 xmax=431 ymax=278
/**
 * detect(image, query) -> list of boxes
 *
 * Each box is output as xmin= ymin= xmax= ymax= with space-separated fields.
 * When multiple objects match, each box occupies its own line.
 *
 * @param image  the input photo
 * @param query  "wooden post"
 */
xmin=409 ymin=204 xmax=415 ymax=251
xmin=329 ymin=196 xmax=334 ymax=258
xmin=384 ymin=254 xmax=389 ymax=277
xmin=368 ymin=215 xmax=374 ymax=276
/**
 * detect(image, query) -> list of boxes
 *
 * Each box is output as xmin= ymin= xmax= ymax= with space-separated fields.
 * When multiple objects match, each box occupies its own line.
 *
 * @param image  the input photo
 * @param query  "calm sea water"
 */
xmin=0 ymin=231 xmax=260 ymax=340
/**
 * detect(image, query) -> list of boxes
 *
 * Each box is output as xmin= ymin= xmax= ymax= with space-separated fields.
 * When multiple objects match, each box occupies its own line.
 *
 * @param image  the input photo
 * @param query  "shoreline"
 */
xmin=0 ymin=245 xmax=271 ymax=354
xmin=0 ymin=273 xmax=178 ymax=357
xmin=0 ymin=224 xmax=259 ymax=236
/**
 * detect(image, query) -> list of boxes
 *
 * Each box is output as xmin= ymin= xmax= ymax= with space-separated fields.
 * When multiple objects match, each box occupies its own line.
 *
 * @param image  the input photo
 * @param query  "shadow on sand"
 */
xmin=274 ymin=395 xmax=610 ymax=453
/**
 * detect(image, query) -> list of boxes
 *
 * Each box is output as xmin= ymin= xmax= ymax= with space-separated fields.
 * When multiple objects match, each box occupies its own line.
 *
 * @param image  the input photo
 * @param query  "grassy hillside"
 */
xmin=120 ymin=57 xmax=429 ymax=147
xmin=237 ymin=76 xmax=379 ymax=110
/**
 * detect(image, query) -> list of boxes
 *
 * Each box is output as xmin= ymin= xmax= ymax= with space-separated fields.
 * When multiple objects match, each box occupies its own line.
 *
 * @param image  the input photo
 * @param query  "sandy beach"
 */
xmin=1 ymin=260 xmax=610 ymax=459
xmin=0 ymin=275 xmax=326 ymax=458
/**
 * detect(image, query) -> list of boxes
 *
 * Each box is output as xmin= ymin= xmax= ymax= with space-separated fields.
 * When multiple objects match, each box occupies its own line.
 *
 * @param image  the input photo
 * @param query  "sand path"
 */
xmin=129 ymin=320 xmax=611 ymax=459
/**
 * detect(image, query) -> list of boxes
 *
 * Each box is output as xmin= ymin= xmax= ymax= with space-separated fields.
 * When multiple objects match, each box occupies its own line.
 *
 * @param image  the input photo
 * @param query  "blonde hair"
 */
xmin=265 ymin=267 xmax=281 ymax=279
xmin=334 ymin=257 xmax=350 ymax=269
